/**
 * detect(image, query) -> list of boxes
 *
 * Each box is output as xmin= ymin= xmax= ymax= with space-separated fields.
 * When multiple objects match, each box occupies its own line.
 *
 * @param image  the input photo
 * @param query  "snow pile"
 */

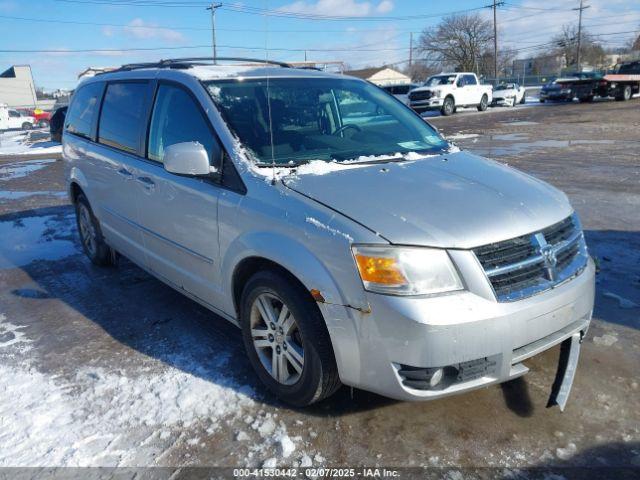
xmin=446 ymin=133 xmax=480 ymax=140
xmin=0 ymin=132 xmax=61 ymax=157
xmin=0 ymin=319 xmax=256 ymax=466
xmin=0 ymin=314 xmax=32 ymax=351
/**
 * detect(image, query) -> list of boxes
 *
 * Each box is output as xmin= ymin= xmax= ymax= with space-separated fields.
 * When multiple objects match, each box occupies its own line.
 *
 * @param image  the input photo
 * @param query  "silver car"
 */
xmin=63 ymin=59 xmax=595 ymax=408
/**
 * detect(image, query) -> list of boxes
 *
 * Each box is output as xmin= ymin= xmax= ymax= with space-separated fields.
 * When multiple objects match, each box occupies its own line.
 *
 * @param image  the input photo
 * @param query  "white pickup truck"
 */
xmin=0 ymin=104 xmax=35 ymax=131
xmin=408 ymin=72 xmax=493 ymax=116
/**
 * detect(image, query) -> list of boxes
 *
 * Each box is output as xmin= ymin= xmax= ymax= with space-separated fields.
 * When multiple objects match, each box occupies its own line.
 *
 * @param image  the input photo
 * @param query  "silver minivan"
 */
xmin=64 ymin=59 xmax=595 ymax=408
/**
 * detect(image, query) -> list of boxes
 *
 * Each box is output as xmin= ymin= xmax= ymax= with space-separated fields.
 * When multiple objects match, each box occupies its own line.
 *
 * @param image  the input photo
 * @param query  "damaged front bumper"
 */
xmin=323 ymin=258 xmax=595 ymax=409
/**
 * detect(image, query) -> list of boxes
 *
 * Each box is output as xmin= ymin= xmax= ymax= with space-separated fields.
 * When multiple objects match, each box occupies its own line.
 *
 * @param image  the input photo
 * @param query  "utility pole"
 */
xmin=573 ymin=0 xmax=590 ymax=71
xmin=409 ymin=32 xmax=413 ymax=67
xmin=207 ymin=2 xmax=223 ymax=64
xmin=493 ymin=0 xmax=498 ymax=80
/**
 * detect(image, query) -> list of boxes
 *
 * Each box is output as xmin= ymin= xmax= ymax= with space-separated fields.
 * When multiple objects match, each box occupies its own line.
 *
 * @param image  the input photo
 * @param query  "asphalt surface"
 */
xmin=0 ymin=99 xmax=638 ymax=477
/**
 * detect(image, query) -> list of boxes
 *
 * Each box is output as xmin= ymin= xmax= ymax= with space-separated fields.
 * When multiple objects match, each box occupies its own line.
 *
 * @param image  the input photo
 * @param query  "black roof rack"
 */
xmin=99 ymin=57 xmax=292 ymax=75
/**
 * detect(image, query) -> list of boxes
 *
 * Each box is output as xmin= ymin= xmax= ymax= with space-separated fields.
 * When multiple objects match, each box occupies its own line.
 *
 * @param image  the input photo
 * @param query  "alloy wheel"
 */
xmin=250 ymin=293 xmax=305 ymax=385
xmin=78 ymin=204 xmax=97 ymax=257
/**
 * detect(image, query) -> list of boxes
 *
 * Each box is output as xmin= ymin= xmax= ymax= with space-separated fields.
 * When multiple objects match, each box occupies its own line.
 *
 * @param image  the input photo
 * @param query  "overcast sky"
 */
xmin=0 ymin=0 xmax=638 ymax=90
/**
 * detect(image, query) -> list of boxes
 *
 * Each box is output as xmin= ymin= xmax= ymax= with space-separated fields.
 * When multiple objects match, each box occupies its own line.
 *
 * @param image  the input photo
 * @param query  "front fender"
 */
xmin=221 ymin=231 xmax=366 ymax=386
xmin=221 ymin=231 xmax=350 ymax=310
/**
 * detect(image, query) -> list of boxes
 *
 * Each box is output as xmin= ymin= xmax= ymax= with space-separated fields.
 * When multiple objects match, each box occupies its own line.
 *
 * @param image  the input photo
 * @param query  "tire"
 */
xmin=21 ymin=122 xmax=32 ymax=130
xmin=519 ymin=93 xmax=526 ymax=104
xmin=616 ymin=85 xmax=632 ymax=101
xmin=579 ymin=96 xmax=594 ymax=103
xmin=441 ymin=96 xmax=455 ymax=116
xmin=539 ymin=99 xmax=545 ymax=103
xmin=38 ymin=119 xmax=50 ymax=128
xmin=477 ymin=94 xmax=488 ymax=111
xmin=240 ymin=270 xmax=341 ymax=406
xmin=75 ymin=193 xmax=113 ymax=266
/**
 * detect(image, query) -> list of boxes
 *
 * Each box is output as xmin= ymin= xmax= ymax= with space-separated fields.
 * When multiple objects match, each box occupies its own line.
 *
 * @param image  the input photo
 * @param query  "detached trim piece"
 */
xmin=547 ymin=333 xmax=582 ymax=412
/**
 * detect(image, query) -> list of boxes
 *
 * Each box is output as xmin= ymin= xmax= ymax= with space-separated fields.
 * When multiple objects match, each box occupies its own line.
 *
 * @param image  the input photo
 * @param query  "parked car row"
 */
xmin=395 ymin=73 xmax=524 ymax=116
xmin=540 ymin=62 xmax=640 ymax=103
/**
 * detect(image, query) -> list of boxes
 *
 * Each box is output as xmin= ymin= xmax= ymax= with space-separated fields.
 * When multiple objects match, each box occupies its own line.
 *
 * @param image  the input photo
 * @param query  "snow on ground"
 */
xmin=0 ymin=131 xmax=61 ymax=157
xmin=0 ymin=358 xmax=253 ymax=466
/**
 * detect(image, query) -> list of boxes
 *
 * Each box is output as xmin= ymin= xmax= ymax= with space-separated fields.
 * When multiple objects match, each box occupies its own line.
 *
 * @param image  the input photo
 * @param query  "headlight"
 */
xmin=433 ymin=90 xmax=442 ymax=98
xmin=352 ymin=245 xmax=463 ymax=296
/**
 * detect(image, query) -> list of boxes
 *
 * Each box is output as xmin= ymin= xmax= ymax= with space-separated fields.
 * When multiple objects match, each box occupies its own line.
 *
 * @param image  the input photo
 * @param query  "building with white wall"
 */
xmin=0 ymin=65 xmax=38 ymax=108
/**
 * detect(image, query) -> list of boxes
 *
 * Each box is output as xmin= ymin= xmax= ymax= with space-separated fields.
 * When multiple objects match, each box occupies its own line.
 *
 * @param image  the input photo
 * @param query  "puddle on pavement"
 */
xmin=0 ymin=159 xmax=57 ymax=181
xmin=476 ymin=136 xmax=617 ymax=156
xmin=0 ymin=214 xmax=78 ymax=269
xmin=0 ymin=191 xmax=66 ymax=201
xmin=499 ymin=120 xmax=539 ymax=126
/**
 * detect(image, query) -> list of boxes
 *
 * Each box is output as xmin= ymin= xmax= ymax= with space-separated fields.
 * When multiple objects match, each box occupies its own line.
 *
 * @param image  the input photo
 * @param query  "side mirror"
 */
xmin=163 ymin=142 xmax=218 ymax=176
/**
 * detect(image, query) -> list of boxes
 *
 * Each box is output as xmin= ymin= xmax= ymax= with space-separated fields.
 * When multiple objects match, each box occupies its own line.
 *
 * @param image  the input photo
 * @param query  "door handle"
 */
xmin=136 ymin=176 xmax=155 ymax=190
xmin=117 ymin=168 xmax=133 ymax=179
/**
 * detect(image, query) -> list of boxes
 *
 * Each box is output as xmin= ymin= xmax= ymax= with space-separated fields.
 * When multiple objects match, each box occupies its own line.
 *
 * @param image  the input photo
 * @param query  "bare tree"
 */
xmin=417 ymin=13 xmax=493 ymax=73
xmin=403 ymin=62 xmax=439 ymax=83
xmin=552 ymin=24 xmax=605 ymax=69
xmin=478 ymin=46 xmax=517 ymax=77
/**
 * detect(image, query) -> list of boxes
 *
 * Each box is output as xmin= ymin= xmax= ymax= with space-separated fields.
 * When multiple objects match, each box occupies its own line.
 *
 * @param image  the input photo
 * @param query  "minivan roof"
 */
xmin=86 ymin=63 xmax=350 ymax=84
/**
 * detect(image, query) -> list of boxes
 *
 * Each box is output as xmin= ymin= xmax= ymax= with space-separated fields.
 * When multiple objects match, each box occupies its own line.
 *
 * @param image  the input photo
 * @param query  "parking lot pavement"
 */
xmin=0 ymin=100 xmax=638 ymax=472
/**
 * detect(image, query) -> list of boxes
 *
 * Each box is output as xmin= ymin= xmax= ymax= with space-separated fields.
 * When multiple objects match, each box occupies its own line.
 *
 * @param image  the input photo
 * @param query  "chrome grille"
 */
xmin=474 ymin=214 xmax=589 ymax=302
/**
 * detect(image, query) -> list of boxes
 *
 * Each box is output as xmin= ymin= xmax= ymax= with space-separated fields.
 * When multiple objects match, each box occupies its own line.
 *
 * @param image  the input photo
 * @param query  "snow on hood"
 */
xmin=283 ymin=151 xmax=572 ymax=249
xmin=232 ymin=141 xmax=454 ymax=184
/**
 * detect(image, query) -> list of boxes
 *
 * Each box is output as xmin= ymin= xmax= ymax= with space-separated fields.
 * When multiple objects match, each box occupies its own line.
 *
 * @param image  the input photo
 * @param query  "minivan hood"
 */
xmin=283 ymin=151 xmax=572 ymax=249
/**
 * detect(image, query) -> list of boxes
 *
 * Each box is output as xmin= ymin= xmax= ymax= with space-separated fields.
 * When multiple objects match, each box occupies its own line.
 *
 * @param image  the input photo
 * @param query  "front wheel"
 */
xmin=477 ymin=94 xmax=488 ymax=111
xmin=240 ymin=270 xmax=341 ymax=406
xmin=441 ymin=97 xmax=455 ymax=116
xmin=21 ymin=122 xmax=32 ymax=130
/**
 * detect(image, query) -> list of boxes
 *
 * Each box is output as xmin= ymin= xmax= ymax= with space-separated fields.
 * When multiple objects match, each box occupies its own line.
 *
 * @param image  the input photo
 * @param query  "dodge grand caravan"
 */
xmin=64 ymin=58 xmax=595 ymax=408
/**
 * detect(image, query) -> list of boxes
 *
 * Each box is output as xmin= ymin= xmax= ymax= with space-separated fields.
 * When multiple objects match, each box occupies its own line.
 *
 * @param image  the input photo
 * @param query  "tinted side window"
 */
xmin=148 ymin=84 xmax=221 ymax=166
xmin=65 ymin=82 xmax=103 ymax=138
xmin=98 ymin=82 xmax=148 ymax=154
xmin=395 ymin=85 xmax=411 ymax=95
xmin=464 ymin=75 xmax=477 ymax=85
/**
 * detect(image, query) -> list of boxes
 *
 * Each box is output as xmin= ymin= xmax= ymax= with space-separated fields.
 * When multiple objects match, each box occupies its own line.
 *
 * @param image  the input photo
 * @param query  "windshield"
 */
xmin=205 ymin=77 xmax=448 ymax=165
xmin=424 ymin=75 xmax=456 ymax=87
xmin=495 ymin=83 xmax=515 ymax=91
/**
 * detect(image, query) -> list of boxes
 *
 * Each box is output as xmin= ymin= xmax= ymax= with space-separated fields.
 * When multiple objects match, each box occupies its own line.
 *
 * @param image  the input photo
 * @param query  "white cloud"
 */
xmin=495 ymin=0 xmax=640 ymax=57
xmin=279 ymin=0 xmax=393 ymax=17
xmin=376 ymin=0 xmax=394 ymax=14
xmin=122 ymin=18 xmax=184 ymax=42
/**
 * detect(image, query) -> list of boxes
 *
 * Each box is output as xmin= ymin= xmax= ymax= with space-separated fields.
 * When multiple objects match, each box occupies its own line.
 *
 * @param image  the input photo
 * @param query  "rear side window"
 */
xmin=463 ymin=75 xmax=478 ymax=85
xmin=98 ymin=82 xmax=149 ymax=154
xmin=148 ymin=84 xmax=220 ymax=165
xmin=65 ymin=82 xmax=103 ymax=139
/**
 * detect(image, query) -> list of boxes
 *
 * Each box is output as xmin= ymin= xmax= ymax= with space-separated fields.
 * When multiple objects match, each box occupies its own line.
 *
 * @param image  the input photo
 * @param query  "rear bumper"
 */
xmin=326 ymin=258 xmax=595 ymax=402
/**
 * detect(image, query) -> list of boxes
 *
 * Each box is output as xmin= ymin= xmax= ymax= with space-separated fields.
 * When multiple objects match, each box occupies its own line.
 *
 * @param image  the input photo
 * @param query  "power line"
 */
xmin=52 ymin=0 xmax=492 ymax=22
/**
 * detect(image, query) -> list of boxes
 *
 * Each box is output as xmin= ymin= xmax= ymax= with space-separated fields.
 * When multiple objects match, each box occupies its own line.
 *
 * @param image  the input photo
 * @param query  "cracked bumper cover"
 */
xmin=321 ymin=258 xmax=595 ymax=403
